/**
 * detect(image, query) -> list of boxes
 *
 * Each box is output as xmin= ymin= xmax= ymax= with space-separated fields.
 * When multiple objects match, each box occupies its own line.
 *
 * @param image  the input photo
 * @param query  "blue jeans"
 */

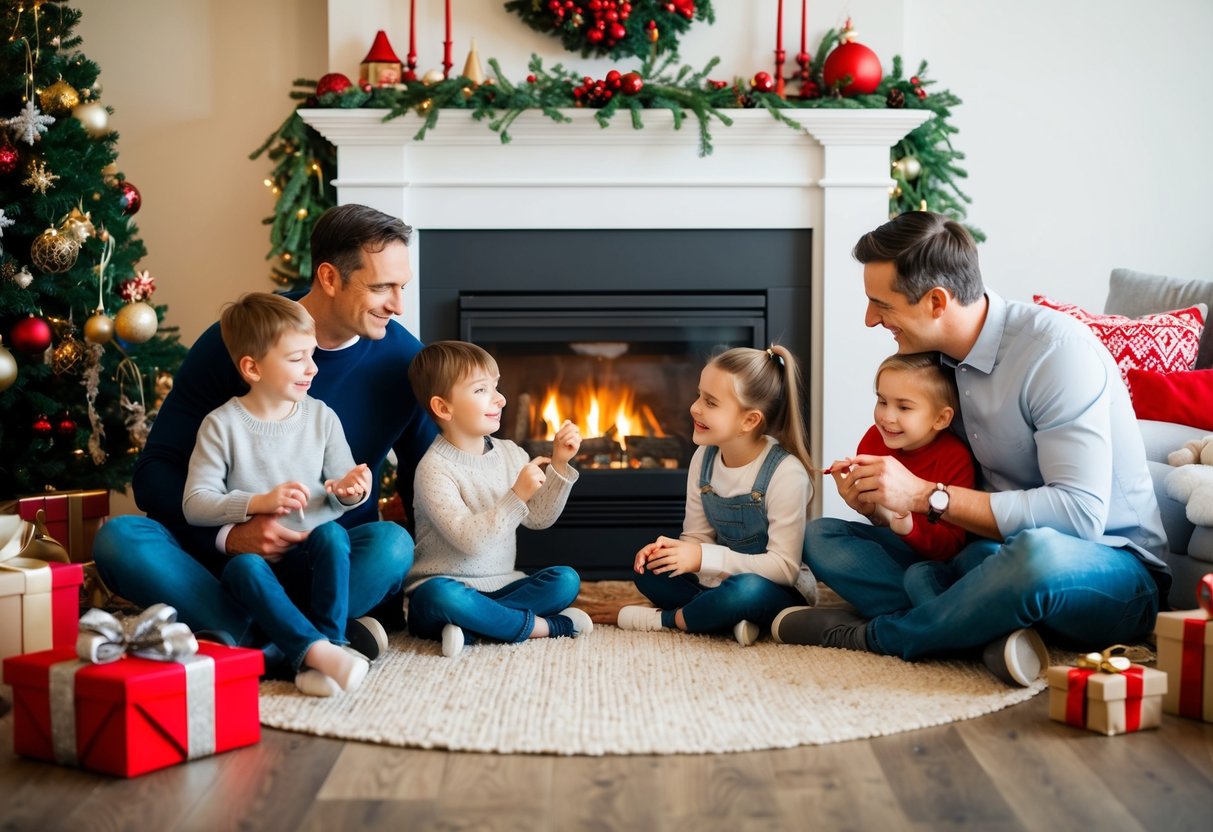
xmin=407 ymin=566 xmax=580 ymax=644
xmin=803 ymin=519 xmax=1160 ymax=660
xmin=220 ymin=521 xmax=355 ymax=671
xmin=93 ymin=515 xmax=414 ymax=651
xmin=635 ymin=569 xmax=804 ymax=633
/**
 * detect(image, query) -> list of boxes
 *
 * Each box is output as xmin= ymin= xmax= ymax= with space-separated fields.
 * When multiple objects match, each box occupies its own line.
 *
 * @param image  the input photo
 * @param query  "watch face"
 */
xmin=929 ymin=488 xmax=949 ymax=511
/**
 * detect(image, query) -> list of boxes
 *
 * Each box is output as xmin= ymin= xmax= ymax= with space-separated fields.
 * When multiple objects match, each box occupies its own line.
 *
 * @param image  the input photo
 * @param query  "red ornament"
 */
xmin=56 ymin=413 xmax=77 ymax=436
xmin=620 ymin=71 xmax=644 ymax=95
xmin=117 ymin=180 xmax=141 ymax=215
xmin=315 ymin=72 xmax=353 ymax=97
xmin=0 ymin=143 xmax=19 ymax=176
xmin=751 ymin=71 xmax=775 ymax=93
xmin=916 ymin=87 xmax=928 ymax=99
xmin=10 ymin=315 xmax=53 ymax=354
xmin=823 ymin=40 xmax=883 ymax=96
xmin=32 ymin=413 xmax=53 ymax=437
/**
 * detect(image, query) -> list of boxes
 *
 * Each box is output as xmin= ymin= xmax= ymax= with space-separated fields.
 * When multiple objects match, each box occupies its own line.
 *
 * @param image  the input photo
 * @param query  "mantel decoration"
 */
xmin=253 ymin=25 xmax=979 ymax=292
xmin=504 ymin=0 xmax=715 ymax=60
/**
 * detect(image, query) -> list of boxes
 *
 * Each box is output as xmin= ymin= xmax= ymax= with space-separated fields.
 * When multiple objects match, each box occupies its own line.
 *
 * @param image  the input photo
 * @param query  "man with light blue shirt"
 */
xmin=772 ymin=211 xmax=1170 ymax=686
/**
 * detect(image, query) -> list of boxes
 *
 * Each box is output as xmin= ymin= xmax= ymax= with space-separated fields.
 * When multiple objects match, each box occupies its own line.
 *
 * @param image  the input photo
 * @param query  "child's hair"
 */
xmin=708 ymin=344 xmax=813 ymax=475
xmin=408 ymin=340 xmax=501 ymax=422
xmin=873 ymin=352 xmax=959 ymax=413
xmin=218 ymin=292 xmax=315 ymax=368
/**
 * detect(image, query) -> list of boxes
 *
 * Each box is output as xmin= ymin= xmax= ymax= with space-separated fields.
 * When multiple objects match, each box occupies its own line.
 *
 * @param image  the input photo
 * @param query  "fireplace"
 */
xmin=421 ymin=228 xmax=809 ymax=577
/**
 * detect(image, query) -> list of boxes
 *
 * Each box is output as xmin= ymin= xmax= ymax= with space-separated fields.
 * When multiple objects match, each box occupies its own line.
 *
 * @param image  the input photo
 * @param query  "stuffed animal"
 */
xmin=1167 ymin=435 xmax=1213 ymax=467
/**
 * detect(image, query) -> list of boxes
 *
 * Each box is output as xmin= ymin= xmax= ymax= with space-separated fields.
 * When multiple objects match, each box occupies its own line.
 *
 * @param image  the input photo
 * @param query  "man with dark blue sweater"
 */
xmin=93 ymin=205 xmax=437 ymax=653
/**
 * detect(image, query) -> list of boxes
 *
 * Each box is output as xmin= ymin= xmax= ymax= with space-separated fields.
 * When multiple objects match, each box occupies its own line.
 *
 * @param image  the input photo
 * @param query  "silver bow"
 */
xmin=77 ymin=603 xmax=199 ymax=664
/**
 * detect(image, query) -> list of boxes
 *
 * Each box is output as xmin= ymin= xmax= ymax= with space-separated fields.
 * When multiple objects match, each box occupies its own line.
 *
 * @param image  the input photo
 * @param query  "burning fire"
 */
xmin=537 ymin=383 xmax=666 ymax=449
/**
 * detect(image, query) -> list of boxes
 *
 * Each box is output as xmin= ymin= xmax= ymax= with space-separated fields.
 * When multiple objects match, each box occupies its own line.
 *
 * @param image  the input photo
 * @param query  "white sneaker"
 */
xmin=295 ymin=669 xmax=341 ymax=697
xmin=616 ymin=605 xmax=664 ymax=632
xmin=733 ymin=619 xmax=759 ymax=646
xmin=559 ymin=607 xmax=594 ymax=637
xmin=982 ymin=628 xmax=1049 ymax=687
xmin=441 ymin=623 xmax=465 ymax=658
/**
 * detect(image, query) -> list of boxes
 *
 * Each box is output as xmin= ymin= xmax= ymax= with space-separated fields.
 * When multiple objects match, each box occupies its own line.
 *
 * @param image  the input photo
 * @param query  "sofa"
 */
xmin=1103 ymin=267 xmax=1213 ymax=608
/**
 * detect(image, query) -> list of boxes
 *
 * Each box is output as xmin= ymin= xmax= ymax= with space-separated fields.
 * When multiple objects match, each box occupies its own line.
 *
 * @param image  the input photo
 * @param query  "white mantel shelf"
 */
xmin=301 ymin=106 xmax=930 ymax=518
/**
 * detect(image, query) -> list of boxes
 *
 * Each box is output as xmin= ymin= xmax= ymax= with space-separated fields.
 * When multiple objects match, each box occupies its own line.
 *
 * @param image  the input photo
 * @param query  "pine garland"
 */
xmin=504 ymin=0 xmax=715 ymax=61
xmin=256 ymin=31 xmax=979 ymax=291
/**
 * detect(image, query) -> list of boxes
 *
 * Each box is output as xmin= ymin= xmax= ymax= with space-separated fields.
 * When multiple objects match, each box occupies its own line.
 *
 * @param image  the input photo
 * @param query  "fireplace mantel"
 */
xmin=301 ymin=107 xmax=930 ymax=518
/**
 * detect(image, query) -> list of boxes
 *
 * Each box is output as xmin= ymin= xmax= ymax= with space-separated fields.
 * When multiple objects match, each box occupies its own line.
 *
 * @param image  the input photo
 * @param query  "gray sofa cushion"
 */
xmin=1105 ymin=268 xmax=1213 ymax=369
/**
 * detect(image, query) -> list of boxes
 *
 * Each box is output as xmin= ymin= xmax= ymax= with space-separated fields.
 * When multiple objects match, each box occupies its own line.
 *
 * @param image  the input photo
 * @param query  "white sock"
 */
xmin=295 ymin=669 xmax=341 ymax=697
xmin=441 ymin=623 xmax=464 ymax=658
xmin=617 ymin=605 xmax=664 ymax=632
xmin=733 ymin=620 xmax=759 ymax=647
xmin=559 ymin=607 xmax=593 ymax=637
xmin=305 ymin=640 xmax=370 ymax=691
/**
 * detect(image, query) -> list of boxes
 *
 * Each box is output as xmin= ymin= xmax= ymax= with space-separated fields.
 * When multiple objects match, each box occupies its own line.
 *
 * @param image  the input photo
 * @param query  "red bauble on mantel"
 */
xmin=750 ymin=71 xmax=775 ymax=93
xmin=10 ymin=315 xmax=53 ymax=354
xmin=315 ymin=72 xmax=353 ymax=97
xmin=822 ymin=21 xmax=882 ymax=96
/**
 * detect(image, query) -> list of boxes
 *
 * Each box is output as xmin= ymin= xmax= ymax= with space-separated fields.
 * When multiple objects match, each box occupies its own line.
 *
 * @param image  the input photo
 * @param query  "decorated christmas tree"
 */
xmin=0 ymin=1 xmax=184 ymax=498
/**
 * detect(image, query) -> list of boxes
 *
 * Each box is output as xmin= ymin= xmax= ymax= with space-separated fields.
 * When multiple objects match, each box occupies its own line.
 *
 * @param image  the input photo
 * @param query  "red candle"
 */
xmin=800 ymin=0 xmax=807 ymax=55
xmin=406 ymin=0 xmax=417 ymax=79
xmin=443 ymin=0 xmax=453 ymax=78
xmin=777 ymin=0 xmax=784 ymax=51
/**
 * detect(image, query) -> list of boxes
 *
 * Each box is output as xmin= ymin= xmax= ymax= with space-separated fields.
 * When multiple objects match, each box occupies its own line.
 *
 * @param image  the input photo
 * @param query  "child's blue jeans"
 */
xmin=407 ymin=566 xmax=581 ymax=644
xmin=634 ymin=569 xmax=804 ymax=633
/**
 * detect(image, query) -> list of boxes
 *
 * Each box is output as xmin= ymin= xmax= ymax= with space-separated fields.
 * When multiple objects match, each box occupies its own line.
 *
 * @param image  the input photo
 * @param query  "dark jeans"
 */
xmin=635 ymin=569 xmax=804 ymax=633
xmin=407 ymin=566 xmax=580 ymax=644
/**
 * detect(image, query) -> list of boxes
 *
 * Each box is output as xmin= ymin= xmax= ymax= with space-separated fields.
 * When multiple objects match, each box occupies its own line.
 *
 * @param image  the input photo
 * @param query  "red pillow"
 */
xmin=1126 ymin=368 xmax=1213 ymax=430
xmin=1033 ymin=295 xmax=1204 ymax=389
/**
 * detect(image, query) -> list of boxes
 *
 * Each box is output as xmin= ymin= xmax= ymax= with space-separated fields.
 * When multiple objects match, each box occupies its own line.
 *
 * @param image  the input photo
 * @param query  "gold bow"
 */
xmin=1075 ymin=644 xmax=1144 ymax=674
xmin=76 ymin=603 xmax=199 ymax=664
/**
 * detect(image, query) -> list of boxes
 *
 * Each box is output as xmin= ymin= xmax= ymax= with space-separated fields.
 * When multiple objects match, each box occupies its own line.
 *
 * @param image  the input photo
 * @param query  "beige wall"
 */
xmin=76 ymin=0 xmax=327 ymax=346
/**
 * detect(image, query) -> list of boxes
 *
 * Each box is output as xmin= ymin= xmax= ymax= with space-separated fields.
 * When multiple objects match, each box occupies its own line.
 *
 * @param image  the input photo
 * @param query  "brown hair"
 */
xmin=408 ymin=340 xmax=501 ymax=421
xmin=310 ymin=203 xmax=413 ymax=285
xmin=708 ymin=344 xmax=814 ymax=477
xmin=874 ymin=352 xmax=959 ymax=413
xmin=219 ymin=292 xmax=314 ymax=368
xmin=853 ymin=211 xmax=982 ymax=305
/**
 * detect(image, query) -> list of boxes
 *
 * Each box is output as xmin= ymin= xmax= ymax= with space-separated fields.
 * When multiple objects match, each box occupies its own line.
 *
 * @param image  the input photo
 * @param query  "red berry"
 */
xmin=910 ymin=76 xmax=921 ymax=86
xmin=609 ymin=22 xmax=626 ymax=40
xmin=620 ymin=71 xmax=643 ymax=95
xmin=527 ymin=74 xmax=537 ymax=83
xmin=916 ymin=87 xmax=927 ymax=99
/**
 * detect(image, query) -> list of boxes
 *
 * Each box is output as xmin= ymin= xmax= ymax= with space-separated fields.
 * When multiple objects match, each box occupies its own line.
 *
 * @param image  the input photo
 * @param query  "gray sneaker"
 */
xmin=982 ymin=628 xmax=1048 ymax=687
xmin=771 ymin=606 xmax=870 ymax=651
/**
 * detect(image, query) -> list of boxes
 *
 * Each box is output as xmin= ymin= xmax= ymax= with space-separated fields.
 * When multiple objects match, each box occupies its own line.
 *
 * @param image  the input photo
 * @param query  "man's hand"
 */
xmin=248 ymin=481 xmax=310 ymax=516
xmin=841 ymin=454 xmax=931 ymax=517
xmin=326 ymin=463 xmax=372 ymax=502
xmin=512 ymin=457 xmax=550 ymax=502
xmin=225 ymin=514 xmax=308 ymax=560
xmin=550 ymin=420 xmax=582 ymax=472
xmin=636 ymin=535 xmax=702 ymax=577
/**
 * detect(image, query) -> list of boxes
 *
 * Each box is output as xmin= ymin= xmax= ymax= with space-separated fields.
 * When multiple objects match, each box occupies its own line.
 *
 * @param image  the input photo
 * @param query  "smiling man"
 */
xmin=93 ymin=205 xmax=437 ymax=667
xmin=772 ymin=211 xmax=1170 ymax=687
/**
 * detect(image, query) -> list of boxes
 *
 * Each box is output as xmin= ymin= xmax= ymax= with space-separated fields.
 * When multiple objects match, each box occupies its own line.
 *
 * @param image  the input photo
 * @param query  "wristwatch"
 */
xmin=926 ymin=483 xmax=949 ymax=524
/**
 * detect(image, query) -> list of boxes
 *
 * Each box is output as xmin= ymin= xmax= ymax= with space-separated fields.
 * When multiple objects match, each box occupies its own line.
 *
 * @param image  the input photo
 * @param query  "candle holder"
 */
xmin=774 ymin=48 xmax=786 ymax=98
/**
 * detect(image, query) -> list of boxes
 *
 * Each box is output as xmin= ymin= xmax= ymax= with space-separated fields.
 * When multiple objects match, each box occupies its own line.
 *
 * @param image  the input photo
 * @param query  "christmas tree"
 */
xmin=0 ymin=1 xmax=184 ymax=499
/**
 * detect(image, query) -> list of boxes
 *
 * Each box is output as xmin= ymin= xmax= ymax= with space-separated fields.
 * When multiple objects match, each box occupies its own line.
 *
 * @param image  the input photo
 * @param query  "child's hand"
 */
xmin=640 ymin=536 xmax=702 ymax=577
xmin=888 ymin=508 xmax=913 ymax=536
xmin=512 ymin=457 xmax=550 ymax=502
xmin=326 ymin=463 xmax=372 ymax=502
xmin=550 ymin=420 xmax=581 ymax=471
xmin=250 ymin=481 xmax=310 ymax=516
xmin=633 ymin=537 xmax=672 ymax=574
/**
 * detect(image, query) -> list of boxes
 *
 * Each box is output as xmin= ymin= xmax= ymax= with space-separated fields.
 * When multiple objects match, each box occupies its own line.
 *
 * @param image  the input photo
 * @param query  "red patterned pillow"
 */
xmin=1033 ymin=295 xmax=1204 ymax=388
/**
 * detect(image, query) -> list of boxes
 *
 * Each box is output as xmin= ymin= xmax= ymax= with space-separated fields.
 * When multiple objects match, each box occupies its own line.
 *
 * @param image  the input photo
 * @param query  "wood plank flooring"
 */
xmin=2 ymin=688 xmax=1212 ymax=832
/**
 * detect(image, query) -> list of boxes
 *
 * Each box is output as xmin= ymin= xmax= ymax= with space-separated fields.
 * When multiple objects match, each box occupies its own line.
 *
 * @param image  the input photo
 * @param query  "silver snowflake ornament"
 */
xmin=0 ymin=207 xmax=14 ymax=246
xmin=7 ymin=99 xmax=56 ymax=145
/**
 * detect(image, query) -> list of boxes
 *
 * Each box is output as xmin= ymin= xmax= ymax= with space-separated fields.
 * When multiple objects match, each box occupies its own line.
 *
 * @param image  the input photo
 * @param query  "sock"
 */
xmin=305 ymin=640 xmax=369 ymax=691
xmin=660 ymin=610 xmax=678 ymax=629
xmin=544 ymin=614 xmax=575 ymax=638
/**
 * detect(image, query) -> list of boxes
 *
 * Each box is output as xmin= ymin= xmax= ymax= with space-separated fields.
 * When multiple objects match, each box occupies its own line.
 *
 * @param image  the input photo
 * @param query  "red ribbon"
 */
xmin=1176 ymin=573 xmax=1213 ymax=719
xmin=1065 ymin=666 xmax=1145 ymax=731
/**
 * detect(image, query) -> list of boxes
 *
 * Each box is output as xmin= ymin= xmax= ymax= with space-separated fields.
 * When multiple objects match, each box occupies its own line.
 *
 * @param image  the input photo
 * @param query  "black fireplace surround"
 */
xmin=419 ymin=228 xmax=811 ymax=579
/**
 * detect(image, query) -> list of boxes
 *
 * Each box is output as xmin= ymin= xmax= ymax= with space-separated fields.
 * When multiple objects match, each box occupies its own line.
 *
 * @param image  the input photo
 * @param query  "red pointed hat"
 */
xmin=362 ymin=30 xmax=402 ymax=64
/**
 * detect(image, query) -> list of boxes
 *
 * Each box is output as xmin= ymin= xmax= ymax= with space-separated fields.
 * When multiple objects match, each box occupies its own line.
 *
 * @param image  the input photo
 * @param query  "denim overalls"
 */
xmin=634 ymin=442 xmax=807 ymax=632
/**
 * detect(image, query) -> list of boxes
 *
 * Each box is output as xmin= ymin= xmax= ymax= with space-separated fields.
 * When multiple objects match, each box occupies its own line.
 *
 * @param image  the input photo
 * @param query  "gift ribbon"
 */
xmin=1178 ymin=574 xmax=1213 ymax=719
xmin=1065 ymin=665 xmax=1146 ymax=732
xmin=0 ymin=519 xmax=55 ymax=653
xmin=48 ymin=604 xmax=215 ymax=766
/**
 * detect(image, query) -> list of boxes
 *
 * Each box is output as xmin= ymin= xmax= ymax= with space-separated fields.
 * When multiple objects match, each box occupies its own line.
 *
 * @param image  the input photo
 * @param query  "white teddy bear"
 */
xmin=1164 ymin=435 xmax=1213 ymax=525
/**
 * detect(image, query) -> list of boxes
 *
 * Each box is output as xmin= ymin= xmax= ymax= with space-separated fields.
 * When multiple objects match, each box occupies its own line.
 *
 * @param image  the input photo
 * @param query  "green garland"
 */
xmin=256 ymin=30 xmax=978 ymax=291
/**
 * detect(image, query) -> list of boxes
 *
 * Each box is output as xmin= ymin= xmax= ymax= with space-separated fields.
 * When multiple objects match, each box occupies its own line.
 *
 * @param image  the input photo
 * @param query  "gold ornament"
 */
xmin=52 ymin=337 xmax=86 ymax=375
xmin=72 ymin=101 xmax=110 ymax=137
xmin=39 ymin=78 xmax=80 ymax=116
xmin=23 ymin=159 xmax=59 ymax=195
xmin=153 ymin=369 xmax=174 ymax=410
xmin=84 ymin=310 xmax=114 ymax=344
xmin=30 ymin=227 xmax=79 ymax=273
xmin=461 ymin=38 xmax=485 ymax=85
xmin=422 ymin=69 xmax=445 ymax=85
xmin=61 ymin=207 xmax=95 ymax=242
xmin=100 ymin=161 xmax=119 ymax=185
xmin=900 ymin=156 xmax=922 ymax=181
xmin=0 ymin=339 xmax=17 ymax=392
xmin=114 ymin=301 xmax=158 ymax=344
xmin=415 ymin=98 xmax=434 ymax=115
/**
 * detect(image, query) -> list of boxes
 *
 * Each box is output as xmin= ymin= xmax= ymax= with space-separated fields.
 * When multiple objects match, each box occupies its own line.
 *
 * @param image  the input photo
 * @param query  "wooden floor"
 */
xmin=2 ymin=688 xmax=1211 ymax=832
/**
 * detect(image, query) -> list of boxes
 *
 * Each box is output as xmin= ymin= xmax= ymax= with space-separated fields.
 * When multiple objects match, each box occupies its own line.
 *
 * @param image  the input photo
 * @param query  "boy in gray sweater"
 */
xmin=405 ymin=340 xmax=592 ymax=657
xmin=183 ymin=292 xmax=380 ymax=697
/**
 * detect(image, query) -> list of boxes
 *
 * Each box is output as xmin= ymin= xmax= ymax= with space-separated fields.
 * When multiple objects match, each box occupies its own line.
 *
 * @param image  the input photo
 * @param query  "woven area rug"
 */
xmin=257 ymin=583 xmax=1046 ymax=756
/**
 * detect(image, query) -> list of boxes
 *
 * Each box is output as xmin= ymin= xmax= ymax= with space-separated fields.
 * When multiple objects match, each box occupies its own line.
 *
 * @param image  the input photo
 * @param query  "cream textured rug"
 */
xmin=257 ymin=584 xmax=1047 ymax=756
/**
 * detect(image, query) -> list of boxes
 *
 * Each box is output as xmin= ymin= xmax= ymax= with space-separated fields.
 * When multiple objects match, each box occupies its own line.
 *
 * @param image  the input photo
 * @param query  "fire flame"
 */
xmin=537 ymin=383 xmax=666 ymax=449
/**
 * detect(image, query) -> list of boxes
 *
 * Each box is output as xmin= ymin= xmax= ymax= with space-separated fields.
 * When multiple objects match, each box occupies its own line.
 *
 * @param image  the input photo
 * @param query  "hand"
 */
xmin=326 ymin=463 xmax=372 ymax=501
xmin=512 ymin=456 xmax=550 ymax=502
xmin=249 ymin=481 xmax=310 ymax=516
xmin=841 ymin=454 xmax=930 ymax=517
xmin=550 ymin=420 xmax=581 ymax=471
xmin=827 ymin=458 xmax=869 ymax=516
xmin=874 ymin=504 xmax=913 ymax=536
xmin=226 ymin=514 xmax=308 ymax=560
xmin=638 ymin=536 xmax=702 ymax=577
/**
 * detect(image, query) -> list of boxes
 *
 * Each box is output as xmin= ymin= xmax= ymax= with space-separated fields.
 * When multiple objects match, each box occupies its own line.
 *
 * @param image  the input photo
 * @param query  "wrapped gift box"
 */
xmin=0 ymin=560 xmax=84 ymax=668
xmin=1155 ymin=608 xmax=1213 ymax=722
xmin=2 ymin=642 xmax=263 ymax=778
xmin=17 ymin=490 xmax=110 ymax=563
xmin=1047 ymin=663 xmax=1167 ymax=736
